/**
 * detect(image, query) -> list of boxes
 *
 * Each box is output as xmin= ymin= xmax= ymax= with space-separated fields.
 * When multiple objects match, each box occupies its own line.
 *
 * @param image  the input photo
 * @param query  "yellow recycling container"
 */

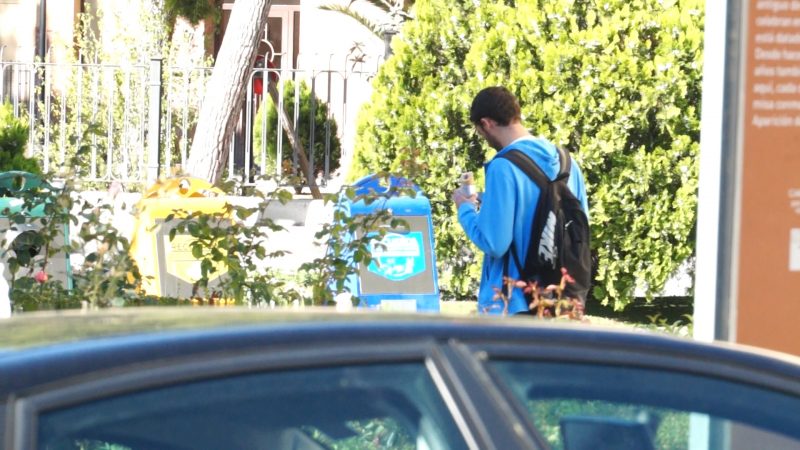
xmin=129 ymin=177 xmax=231 ymax=298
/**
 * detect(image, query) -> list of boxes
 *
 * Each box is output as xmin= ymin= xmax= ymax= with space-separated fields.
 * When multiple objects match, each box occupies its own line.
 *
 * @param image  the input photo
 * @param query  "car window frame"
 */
xmin=7 ymin=337 xmax=479 ymax=450
xmin=467 ymin=339 xmax=800 ymax=397
xmin=434 ymin=341 xmax=547 ymax=450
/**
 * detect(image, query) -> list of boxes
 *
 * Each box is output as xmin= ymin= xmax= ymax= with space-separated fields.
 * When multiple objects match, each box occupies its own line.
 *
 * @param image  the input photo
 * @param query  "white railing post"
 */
xmin=146 ymin=57 xmax=163 ymax=184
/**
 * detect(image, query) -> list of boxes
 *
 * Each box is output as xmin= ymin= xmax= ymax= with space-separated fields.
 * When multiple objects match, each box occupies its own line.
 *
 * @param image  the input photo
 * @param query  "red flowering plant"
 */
xmin=490 ymin=267 xmax=586 ymax=320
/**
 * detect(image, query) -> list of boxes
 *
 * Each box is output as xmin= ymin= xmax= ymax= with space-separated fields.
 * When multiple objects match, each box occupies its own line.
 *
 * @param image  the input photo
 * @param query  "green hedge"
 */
xmin=350 ymin=0 xmax=703 ymax=308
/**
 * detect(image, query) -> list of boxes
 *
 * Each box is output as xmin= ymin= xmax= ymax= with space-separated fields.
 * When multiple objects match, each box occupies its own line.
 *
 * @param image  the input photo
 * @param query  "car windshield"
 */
xmin=37 ymin=362 xmax=469 ymax=450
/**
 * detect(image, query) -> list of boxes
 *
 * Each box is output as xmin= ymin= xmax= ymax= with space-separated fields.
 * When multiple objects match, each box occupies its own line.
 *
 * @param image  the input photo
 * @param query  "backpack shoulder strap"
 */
xmin=500 ymin=146 xmax=573 ymax=184
xmin=555 ymin=146 xmax=572 ymax=181
xmin=498 ymin=149 xmax=549 ymax=188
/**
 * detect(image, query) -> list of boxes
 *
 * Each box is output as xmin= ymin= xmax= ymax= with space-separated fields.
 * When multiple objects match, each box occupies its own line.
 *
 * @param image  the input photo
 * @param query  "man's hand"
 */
xmin=452 ymin=187 xmax=478 ymax=209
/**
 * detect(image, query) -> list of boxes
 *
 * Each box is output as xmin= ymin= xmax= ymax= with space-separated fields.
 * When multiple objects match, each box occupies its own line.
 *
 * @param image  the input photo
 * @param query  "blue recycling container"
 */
xmin=339 ymin=174 xmax=440 ymax=312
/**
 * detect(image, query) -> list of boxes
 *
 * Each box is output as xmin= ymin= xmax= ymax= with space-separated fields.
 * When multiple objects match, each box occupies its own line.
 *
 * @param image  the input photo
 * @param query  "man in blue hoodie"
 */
xmin=452 ymin=86 xmax=589 ymax=315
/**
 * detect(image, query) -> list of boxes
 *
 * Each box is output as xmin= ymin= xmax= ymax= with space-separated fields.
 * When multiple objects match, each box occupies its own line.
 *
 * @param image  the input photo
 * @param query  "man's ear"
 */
xmin=479 ymin=117 xmax=496 ymax=129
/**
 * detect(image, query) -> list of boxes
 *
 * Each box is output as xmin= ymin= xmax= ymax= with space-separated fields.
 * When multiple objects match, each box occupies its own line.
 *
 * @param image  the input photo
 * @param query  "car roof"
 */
xmin=0 ymin=307 xmax=643 ymax=349
xmin=2 ymin=307 xmax=800 ymax=397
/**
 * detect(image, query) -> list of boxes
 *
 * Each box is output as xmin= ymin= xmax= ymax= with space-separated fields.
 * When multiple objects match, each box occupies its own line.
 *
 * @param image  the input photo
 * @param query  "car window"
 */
xmin=488 ymin=360 xmax=800 ymax=450
xmin=37 ymin=363 xmax=469 ymax=450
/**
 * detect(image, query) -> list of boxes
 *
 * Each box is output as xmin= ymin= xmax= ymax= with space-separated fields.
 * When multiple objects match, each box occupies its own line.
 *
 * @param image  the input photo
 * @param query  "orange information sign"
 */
xmin=737 ymin=0 xmax=800 ymax=354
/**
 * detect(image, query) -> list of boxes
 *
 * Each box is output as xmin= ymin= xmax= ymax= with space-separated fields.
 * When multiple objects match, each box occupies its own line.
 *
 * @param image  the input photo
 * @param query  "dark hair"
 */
xmin=469 ymin=86 xmax=521 ymax=126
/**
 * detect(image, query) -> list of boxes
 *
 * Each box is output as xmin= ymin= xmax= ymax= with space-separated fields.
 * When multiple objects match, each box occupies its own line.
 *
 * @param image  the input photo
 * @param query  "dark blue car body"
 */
xmin=2 ymin=308 xmax=800 ymax=450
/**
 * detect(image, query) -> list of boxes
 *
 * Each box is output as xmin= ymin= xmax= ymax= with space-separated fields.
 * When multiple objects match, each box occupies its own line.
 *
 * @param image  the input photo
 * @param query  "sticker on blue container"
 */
xmin=367 ymin=231 xmax=426 ymax=281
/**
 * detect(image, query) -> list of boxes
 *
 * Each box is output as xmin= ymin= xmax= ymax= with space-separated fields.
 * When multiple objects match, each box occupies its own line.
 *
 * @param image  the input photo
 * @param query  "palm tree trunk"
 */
xmin=185 ymin=0 xmax=270 ymax=184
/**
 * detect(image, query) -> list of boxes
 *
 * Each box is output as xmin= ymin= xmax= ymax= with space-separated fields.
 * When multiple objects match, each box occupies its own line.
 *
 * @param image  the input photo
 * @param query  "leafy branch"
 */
xmin=490 ymin=268 xmax=586 ymax=320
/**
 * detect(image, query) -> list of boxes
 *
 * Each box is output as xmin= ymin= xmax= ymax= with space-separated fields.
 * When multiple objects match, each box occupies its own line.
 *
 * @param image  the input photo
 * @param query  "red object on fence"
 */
xmin=253 ymin=55 xmax=278 ymax=96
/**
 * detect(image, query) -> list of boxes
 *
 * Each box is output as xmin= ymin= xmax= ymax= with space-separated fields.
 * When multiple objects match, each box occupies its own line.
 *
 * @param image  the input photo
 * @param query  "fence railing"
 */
xmin=0 ymin=49 xmax=379 ymax=188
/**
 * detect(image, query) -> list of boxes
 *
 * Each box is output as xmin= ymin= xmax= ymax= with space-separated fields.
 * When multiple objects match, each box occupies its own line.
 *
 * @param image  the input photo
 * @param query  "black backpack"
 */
xmin=499 ymin=147 xmax=592 ymax=303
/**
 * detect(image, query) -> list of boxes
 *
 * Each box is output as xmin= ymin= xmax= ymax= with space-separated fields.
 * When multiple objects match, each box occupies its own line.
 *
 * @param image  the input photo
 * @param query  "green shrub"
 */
xmin=350 ymin=0 xmax=703 ymax=308
xmin=253 ymin=80 xmax=342 ymax=176
xmin=2 ymin=173 xmax=143 ymax=312
xmin=0 ymin=103 xmax=41 ymax=175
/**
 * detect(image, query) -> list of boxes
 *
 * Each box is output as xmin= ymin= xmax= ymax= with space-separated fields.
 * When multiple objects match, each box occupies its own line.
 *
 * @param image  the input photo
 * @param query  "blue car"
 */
xmin=1 ymin=308 xmax=800 ymax=450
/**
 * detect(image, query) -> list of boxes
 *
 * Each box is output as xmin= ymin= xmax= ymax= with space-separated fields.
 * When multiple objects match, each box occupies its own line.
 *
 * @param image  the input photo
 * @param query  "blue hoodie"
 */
xmin=457 ymin=137 xmax=589 ymax=315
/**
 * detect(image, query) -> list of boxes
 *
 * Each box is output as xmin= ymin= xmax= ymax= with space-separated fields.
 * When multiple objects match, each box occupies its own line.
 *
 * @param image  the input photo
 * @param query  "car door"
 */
xmin=457 ymin=336 xmax=800 ymax=450
xmin=3 ymin=334 xmax=539 ymax=450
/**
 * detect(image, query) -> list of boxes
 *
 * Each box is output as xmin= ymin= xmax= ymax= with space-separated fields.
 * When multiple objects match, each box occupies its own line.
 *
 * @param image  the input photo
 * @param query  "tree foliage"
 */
xmin=163 ymin=0 xmax=220 ymax=42
xmin=350 ymin=0 xmax=704 ymax=308
xmin=0 ymin=103 xmax=41 ymax=175
xmin=253 ymin=80 xmax=342 ymax=176
xmin=165 ymin=0 xmax=219 ymax=26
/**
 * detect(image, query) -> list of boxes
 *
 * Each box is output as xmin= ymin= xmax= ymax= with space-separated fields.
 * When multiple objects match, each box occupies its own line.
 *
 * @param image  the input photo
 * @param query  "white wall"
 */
xmin=0 ymin=1 xmax=37 ymax=62
xmin=298 ymin=0 xmax=386 ymax=68
xmin=295 ymin=0 xmax=388 ymax=180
